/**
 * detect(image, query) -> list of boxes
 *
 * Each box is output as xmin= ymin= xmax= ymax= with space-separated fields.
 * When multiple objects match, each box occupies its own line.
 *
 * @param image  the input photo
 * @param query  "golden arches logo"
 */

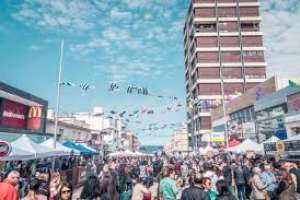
xmin=28 ymin=107 xmax=42 ymax=118
xmin=276 ymin=141 xmax=285 ymax=154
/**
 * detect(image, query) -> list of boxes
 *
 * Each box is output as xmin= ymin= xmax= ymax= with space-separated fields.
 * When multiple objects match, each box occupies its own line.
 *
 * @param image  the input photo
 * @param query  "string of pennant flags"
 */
xmin=133 ymin=122 xmax=185 ymax=132
xmin=60 ymin=81 xmax=178 ymax=100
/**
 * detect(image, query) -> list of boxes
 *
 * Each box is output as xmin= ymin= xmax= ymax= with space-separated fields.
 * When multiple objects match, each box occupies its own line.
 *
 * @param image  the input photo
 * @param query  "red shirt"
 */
xmin=0 ymin=179 xmax=19 ymax=200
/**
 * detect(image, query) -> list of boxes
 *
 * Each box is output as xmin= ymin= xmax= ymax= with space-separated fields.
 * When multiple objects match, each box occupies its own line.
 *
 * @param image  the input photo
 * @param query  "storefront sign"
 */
xmin=0 ymin=141 xmax=12 ymax=157
xmin=270 ymin=106 xmax=285 ymax=118
xmin=276 ymin=141 xmax=285 ymax=155
xmin=27 ymin=106 xmax=42 ymax=130
xmin=0 ymin=99 xmax=28 ymax=129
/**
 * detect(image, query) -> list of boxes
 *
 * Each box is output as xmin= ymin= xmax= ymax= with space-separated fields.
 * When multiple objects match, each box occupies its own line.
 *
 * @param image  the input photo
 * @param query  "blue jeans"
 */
xmin=237 ymin=184 xmax=246 ymax=200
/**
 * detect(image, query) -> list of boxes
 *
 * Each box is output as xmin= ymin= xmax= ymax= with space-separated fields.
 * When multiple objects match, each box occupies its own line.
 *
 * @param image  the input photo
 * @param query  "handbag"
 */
xmin=143 ymin=192 xmax=152 ymax=200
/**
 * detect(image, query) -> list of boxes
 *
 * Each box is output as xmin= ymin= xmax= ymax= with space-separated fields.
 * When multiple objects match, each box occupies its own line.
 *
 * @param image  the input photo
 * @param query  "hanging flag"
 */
xmin=176 ymin=103 xmax=183 ymax=107
xmin=110 ymin=110 xmax=117 ymax=115
xmin=79 ymin=83 xmax=91 ymax=92
xmin=119 ymin=111 xmax=126 ymax=117
xmin=140 ymin=107 xmax=148 ymax=114
xmin=133 ymin=110 xmax=139 ymax=114
xmin=256 ymin=86 xmax=263 ymax=101
xmin=147 ymin=109 xmax=154 ymax=114
xmin=60 ymin=82 xmax=73 ymax=86
xmin=108 ymin=82 xmax=120 ymax=91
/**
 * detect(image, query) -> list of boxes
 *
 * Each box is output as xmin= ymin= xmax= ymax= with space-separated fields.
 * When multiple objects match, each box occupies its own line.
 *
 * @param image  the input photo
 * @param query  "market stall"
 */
xmin=227 ymin=139 xmax=264 ymax=154
xmin=40 ymin=138 xmax=80 ymax=155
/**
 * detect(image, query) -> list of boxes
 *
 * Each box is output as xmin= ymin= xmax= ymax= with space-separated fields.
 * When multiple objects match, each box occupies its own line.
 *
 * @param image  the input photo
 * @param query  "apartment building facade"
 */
xmin=184 ymin=0 xmax=267 ymax=148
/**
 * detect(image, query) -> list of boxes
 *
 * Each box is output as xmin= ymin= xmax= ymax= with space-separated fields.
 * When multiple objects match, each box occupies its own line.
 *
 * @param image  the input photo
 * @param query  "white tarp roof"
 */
xmin=40 ymin=138 xmax=80 ymax=155
xmin=0 ymin=147 xmax=35 ymax=161
xmin=228 ymin=139 xmax=263 ymax=153
xmin=11 ymin=135 xmax=66 ymax=158
xmin=263 ymin=136 xmax=280 ymax=144
xmin=108 ymin=150 xmax=133 ymax=157
xmin=284 ymin=134 xmax=300 ymax=142
xmin=200 ymin=146 xmax=218 ymax=155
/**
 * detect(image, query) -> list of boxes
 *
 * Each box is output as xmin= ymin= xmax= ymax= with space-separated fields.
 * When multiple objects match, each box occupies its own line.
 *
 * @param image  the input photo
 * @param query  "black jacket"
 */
xmin=216 ymin=192 xmax=237 ymax=200
xmin=181 ymin=186 xmax=209 ymax=200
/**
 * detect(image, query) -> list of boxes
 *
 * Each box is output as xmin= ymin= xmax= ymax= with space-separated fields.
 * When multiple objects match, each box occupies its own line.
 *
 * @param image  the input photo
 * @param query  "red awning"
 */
xmin=229 ymin=139 xmax=240 ymax=148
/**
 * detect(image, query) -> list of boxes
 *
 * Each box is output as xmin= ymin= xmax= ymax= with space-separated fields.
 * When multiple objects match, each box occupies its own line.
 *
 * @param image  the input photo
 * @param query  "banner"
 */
xmin=0 ymin=99 xmax=28 ymax=129
xmin=27 ymin=106 xmax=42 ymax=130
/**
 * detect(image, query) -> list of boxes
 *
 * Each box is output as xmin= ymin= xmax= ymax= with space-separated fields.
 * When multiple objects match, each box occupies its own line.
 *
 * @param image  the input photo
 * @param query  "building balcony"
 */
xmin=193 ymin=2 xmax=259 ymax=8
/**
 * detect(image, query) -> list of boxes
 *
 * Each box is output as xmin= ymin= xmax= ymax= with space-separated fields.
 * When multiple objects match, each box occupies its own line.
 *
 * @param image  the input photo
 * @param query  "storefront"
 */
xmin=286 ymin=91 xmax=300 ymax=137
xmin=0 ymin=81 xmax=48 ymax=140
xmin=255 ymin=86 xmax=300 ymax=141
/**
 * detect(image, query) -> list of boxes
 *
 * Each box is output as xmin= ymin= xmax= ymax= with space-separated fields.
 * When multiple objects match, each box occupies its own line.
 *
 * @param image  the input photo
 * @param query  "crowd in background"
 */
xmin=1 ymin=152 xmax=300 ymax=200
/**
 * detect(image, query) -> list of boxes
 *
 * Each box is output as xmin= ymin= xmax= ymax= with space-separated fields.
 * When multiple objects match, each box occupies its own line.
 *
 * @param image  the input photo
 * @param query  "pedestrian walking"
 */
xmin=159 ymin=165 xmax=178 ymax=200
xmin=181 ymin=174 xmax=209 ymax=200
xmin=0 ymin=170 xmax=20 ymax=200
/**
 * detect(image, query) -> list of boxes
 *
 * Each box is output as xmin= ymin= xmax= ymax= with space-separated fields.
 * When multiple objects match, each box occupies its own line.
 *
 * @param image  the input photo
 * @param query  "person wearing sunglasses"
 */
xmin=56 ymin=182 xmax=73 ymax=200
xmin=0 ymin=170 xmax=20 ymax=200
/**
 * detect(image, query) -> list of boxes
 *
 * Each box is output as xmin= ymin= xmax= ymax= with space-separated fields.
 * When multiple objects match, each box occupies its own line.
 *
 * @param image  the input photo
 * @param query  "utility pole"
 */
xmin=54 ymin=40 xmax=64 ymax=149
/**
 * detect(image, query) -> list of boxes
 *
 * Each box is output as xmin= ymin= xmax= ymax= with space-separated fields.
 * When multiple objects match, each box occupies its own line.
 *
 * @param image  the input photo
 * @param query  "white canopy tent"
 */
xmin=263 ymin=136 xmax=280 ymax=144
xmin=283 ymin=134 xmax=300 ymax=142
xmin=40 ymin=138 xmax=80 ymax=155
xmin=200 ymin=146 xmax=218 ymax=155
xmin=108 ymin=150 xmax=134 ymax=157
xmin=228 ymin=139 xmax=264 ymax=153
xmin=0 ymin=147 xmax=35 ymax=161
xmin=11 ymin=135 xmax=67 ymax=158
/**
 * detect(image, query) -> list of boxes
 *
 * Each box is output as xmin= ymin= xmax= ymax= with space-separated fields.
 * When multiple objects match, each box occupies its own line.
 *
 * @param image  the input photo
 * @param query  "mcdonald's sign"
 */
xmin=28 ymin=106 xmax=42 ymax=118
xmin=27 ymin=106 xmax=42 ymax=130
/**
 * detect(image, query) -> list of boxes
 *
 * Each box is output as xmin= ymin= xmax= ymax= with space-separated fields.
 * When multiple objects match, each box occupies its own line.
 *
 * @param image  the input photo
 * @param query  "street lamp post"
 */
xmin=53 ymin=40 xmax=64 ymax=149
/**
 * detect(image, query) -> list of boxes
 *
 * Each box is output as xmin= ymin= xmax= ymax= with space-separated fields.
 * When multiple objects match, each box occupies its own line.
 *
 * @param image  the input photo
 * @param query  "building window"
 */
xmin=195 ymin=23 xmax=217 ymax=32
xmin=241 ymin=22 xmax=259 ymax=32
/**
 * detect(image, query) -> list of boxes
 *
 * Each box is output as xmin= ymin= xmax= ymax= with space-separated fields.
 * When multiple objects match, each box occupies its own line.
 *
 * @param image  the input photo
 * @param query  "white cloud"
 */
xmin=110 ymin=8 xmax=132 ymax=21
xmin=69 ymin=38 xmax=110 ymax=56
xmin=12 ymin=0 xmax=98 ymax=32
xmin=102 ymin=27 xmax=130 ymax=41
xmin=261 ymin=0 xmax=300 ymax=79
xmin=124 ymin=0 xmax=176 ymax=9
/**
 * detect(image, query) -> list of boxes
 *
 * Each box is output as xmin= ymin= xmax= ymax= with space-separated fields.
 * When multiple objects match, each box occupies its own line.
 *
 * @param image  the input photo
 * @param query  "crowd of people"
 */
xmin=1 ymin=152 xmax=300 ymax=200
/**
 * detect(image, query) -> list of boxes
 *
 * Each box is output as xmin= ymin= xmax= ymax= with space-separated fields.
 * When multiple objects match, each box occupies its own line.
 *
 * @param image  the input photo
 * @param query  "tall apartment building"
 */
xmin=184 ymin=0 xmax=267 ymax=148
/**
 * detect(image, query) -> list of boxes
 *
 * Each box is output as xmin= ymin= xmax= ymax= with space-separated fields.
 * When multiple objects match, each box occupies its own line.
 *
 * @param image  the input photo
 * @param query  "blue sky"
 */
xmin=0 ymin=0 xmax=299 ymax=145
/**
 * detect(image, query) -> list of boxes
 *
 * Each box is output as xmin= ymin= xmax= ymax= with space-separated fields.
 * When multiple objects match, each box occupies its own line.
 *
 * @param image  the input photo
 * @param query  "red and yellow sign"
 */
xmin=27 ymin=106 xmax=42 ymax=130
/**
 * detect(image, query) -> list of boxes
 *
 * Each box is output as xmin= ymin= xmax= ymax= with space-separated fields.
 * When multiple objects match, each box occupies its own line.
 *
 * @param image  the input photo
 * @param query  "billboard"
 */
xmin=0 ymin=99 xmax=28 ymax=129
xmin=0 ymin=99 xmax=44 ymax=132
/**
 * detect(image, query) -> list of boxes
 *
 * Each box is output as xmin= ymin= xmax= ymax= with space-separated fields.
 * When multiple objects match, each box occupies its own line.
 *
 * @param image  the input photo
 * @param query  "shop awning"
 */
xmin=40 ymin=138 xmax=80 ymax=155
xmin=63 ymin=141 xmax=96 ymax=156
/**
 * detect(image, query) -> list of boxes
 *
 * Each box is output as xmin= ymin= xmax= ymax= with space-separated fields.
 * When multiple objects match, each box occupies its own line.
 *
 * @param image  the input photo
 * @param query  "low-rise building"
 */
xmin=164 ymin=126 xmax=189 ymax=154
xmin=210 ymin=77 xmax=288 ymax=144
xmin=255 ymin=85 xmax=300 ymax=141
xmin=286 ymin=91 xmax=300 ymax=136
xmin=46 ymin=118 xmax=92 ymax=143
xmin=126 ymin=132 xmax=140 ymax=152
